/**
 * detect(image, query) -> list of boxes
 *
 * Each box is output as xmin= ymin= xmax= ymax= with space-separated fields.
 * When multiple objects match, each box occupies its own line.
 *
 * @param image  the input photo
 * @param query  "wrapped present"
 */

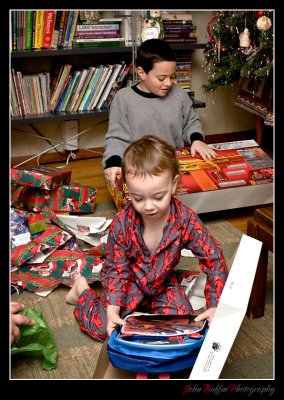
xmin=109 ymin=174 xmax=131 ymax=210
xmin=13 ymin=186 xmax=50 ymax=212
xmin=50 ymin=182 xmax=97 ymax=213
xmin=11 ymin=183 xmax=25 ymax=206
xmin=10 ymin=166 xmax=71 ymax=191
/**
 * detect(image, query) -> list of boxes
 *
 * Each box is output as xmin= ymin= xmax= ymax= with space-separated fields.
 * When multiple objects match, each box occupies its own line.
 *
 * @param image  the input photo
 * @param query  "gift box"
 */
xmin=12 ymin=186 xmax=50 ymax=212
xmin=108 ymin=175 xmax=131 ymax=210
xmin=109 ymin=141 xmax=273 ymax=214
xmin=50 ymin=182 xmax=97 ymax=213
xmin=10 ymin=166 xmax=72 ymax=191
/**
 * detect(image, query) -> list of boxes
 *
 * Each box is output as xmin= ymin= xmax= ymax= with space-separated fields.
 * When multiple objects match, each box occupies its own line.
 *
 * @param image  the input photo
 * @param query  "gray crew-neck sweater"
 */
xmin=102 ymin=83 xmax=204 ymax=168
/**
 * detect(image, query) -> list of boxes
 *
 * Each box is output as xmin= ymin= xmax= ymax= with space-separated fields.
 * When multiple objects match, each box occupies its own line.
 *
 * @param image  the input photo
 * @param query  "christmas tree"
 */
xmin=202 ymin=10 xmax=274 ymax=92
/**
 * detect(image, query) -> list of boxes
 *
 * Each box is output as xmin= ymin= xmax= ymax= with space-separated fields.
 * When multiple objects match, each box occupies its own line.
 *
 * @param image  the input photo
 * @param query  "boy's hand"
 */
xmin=191 ymin=140 xmax=217 ymax=160
xmin=104 ymin=167 xmax=122 ymax=190
xmin=194 ymin=307 xmax=216 ymax=326
xmin=106 ymin=305 xmax=124 ymax=337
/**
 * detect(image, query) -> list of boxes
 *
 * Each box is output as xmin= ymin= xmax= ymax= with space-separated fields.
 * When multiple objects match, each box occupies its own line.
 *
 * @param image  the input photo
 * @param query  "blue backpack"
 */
xmin=107 ymin=316 xmax=208 ymax=374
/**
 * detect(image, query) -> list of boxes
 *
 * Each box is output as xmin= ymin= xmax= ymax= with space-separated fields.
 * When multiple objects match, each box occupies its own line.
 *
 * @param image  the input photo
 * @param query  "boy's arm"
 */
xmin=102 ymin=92 xmax=133 ymax=168
xmin=181 ymin=93 xmax=205 ymax=145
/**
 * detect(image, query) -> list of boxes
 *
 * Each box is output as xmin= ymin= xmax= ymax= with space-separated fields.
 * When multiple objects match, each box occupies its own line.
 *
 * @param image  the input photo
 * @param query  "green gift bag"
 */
xmin=11 ymin=307 xmax=58 ymax=370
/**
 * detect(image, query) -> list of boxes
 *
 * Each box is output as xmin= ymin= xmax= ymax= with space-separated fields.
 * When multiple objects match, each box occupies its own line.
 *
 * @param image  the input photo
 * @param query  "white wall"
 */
xmin=11 ymin=10 xmax=255 ymax=158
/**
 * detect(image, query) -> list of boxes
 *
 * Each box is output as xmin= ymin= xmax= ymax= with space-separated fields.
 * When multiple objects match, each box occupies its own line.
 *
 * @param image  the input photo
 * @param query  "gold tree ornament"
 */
xmin=256 ymin=16 xmax=272 ymax=31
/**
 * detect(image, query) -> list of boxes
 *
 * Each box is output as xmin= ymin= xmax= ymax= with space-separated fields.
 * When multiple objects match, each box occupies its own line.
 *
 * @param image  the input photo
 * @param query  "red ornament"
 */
xmin=256 ymin=10 xmax=264 ymax=17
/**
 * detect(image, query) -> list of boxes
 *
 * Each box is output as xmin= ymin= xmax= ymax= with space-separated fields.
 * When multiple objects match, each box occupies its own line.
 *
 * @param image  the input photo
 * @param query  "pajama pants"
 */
xmin=74 ymin=279 xmax=193 ymax=341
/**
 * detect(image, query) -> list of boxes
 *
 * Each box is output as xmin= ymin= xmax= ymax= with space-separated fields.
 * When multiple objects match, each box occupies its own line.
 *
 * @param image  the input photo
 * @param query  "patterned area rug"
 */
xmin=11 ymin=206 xmax=273 ymax=379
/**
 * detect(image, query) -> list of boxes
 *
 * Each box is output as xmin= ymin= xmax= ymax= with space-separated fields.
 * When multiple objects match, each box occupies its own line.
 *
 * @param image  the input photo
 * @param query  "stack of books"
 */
xmin=161 ymin=13 xmax=197 ymax=43
xmin=72 ymin=17 xmax=125 ymax=48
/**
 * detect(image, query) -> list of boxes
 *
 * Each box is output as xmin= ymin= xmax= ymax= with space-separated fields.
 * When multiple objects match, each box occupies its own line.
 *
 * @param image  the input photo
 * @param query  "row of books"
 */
xmin=11 ymin=61 xmax=132 ymax=117
xmin=11 ymin=69 xmax=51 ymax=117
xmin=11 ymin=10 xmax=125 ymax=51
xmin=175 ymin=61 xmax=192 ymax=92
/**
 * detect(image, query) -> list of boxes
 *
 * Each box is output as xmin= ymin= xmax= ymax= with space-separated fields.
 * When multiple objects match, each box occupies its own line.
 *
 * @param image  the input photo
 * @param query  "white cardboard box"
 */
xmin=189 ymin=234 xmax=262 ymax=379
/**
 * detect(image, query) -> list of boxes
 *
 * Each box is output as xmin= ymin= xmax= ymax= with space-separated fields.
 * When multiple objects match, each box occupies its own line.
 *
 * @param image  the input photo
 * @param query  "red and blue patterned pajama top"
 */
xmin=74 ymin=197 xmax=228 ymax=341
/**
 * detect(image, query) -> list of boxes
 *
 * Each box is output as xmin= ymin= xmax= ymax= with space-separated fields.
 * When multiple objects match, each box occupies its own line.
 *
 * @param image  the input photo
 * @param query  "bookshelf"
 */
xmin=10 ymin=10 xmax=207 ymax=155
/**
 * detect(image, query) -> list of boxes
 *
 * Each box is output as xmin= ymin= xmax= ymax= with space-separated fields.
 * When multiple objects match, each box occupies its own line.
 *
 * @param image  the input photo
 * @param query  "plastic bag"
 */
xmin=11 ymin=307 xmax=58 ymax=370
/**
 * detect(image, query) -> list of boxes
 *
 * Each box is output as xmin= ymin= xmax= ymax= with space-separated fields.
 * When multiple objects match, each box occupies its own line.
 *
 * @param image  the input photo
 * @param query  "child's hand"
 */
xmin=194 ymin=307 xmax=216 ymax=326
xmin=106 ymin=305 xmax=124 ymax=337
xmin=190 ymin=140 xmax=217 ymax=160
xmin=104 ymin=167 xmax=122 ymax=190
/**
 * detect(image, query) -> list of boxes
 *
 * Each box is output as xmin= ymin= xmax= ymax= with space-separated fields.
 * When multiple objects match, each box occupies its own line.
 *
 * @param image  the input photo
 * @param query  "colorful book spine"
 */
xmin=42 ymin=10 xmax=56 ymax=49
xmin=34 ymin=10 xmax=44 ymax=49
xmin=11 ymin=11 xmax=17 ymax=51
xmin=67 ymin=68 xmax=88 ymax=111
xmin=72 ymin=38 xmax=125 ymax=48
xmin=67 ymin=10 xmax=79 ymax=48
xmin=74 ymin=30 xmax=120 ymax=38
xmin=74 ymin=67 xmax=96 ymax=111
xmin=78 ymin=68 xmax=99 ymax=111
xmin=81 ymin=67 xmax=105 ymax=111
xmin=89 ymin=65 xmax=113 ymax=110
xmin=24 ymin=10 xmax=33 ymax=50
xmin=63 ymin=10 xmax=75 ymax=48
xmin=163 ymin=38 xmax=197 ymax=43
xmin=59 ymin=10 xmax=69 ymax=48
xmin=57 ymin=10 xmax=66 ymax=48
xmin=76 ymin=23 xmax=120 ymax=31
xmin=51 ymin=10 xmax=62 ymax=49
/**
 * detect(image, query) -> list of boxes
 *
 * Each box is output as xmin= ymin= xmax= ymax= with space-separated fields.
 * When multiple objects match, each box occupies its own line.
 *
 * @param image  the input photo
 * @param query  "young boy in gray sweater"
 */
xmin=103 ymin=38 xmax=216 ymax=189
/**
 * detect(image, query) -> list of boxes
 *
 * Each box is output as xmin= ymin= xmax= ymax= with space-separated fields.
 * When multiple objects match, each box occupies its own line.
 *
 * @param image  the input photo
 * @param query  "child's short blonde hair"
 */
xmin=121 ymin=135 xmax=179 ymax=180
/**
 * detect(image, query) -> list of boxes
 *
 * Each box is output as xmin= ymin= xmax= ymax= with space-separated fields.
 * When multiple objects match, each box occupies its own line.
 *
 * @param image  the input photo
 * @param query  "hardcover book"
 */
xmin=121 ymin=313 xmax=207 ymax=336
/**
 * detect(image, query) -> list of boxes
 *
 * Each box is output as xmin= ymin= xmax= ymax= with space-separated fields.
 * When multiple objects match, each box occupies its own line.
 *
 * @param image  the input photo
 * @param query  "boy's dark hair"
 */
xmin=136 ymin=39 xmax=176 ymax=73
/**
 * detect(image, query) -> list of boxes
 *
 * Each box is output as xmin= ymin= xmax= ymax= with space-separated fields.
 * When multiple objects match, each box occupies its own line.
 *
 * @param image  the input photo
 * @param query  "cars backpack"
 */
xmin=107 ymin=314 xmax=208 ymax=374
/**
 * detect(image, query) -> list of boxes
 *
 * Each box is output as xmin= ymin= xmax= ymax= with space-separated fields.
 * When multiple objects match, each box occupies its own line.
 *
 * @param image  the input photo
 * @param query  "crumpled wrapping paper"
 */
xmin=11 ymin=307 xmax=58 ymax=370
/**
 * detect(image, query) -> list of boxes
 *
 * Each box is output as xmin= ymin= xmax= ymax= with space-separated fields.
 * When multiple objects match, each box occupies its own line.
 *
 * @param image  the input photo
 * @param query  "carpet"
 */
xmin=10 ymin=205 xmax=274 ymax=379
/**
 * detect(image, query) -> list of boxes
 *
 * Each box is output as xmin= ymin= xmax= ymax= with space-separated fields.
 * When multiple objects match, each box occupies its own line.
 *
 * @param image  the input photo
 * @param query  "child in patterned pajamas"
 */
xmin=66 ymin=135 xmax=228 ymax=341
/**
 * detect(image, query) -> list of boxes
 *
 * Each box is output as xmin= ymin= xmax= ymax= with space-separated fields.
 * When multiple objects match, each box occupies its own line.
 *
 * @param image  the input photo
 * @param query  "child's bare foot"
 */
xmin=66 ymin=276 xmax=89 ymax=305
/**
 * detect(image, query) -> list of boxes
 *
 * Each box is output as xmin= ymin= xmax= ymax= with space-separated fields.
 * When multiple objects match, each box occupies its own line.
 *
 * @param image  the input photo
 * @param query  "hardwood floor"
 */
xmin=45 ymin=143 xmax=273 ymax=235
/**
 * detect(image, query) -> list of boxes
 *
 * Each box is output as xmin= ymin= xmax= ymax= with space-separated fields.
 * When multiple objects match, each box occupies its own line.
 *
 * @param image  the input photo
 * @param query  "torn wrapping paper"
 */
xmin=56 ymin=214 xmax=112 ymax=235
xmin=10 ymin=166 xmax=71 ymax=191
xmin=10 ymin=207 xmax=31 ymax=249
xmin=27 ymin=213 xmax=51 ymax=235
xmin=11 ymin=249 xmax=104 ymax=292
xmin=41 ymin=206 xmax=75 ymax=236
xmin=50 ymin=182 xmax=97 ymax=213
xmin=11 ymin=225 xmax=72 ymax=268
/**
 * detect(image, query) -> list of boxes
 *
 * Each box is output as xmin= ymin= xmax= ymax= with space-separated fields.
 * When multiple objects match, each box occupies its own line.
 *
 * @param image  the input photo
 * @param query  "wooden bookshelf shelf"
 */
xmin=11 ymin=99 xmax=205 ymax=126
xmin=10 ymin=43 xmax=206 ymax=59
